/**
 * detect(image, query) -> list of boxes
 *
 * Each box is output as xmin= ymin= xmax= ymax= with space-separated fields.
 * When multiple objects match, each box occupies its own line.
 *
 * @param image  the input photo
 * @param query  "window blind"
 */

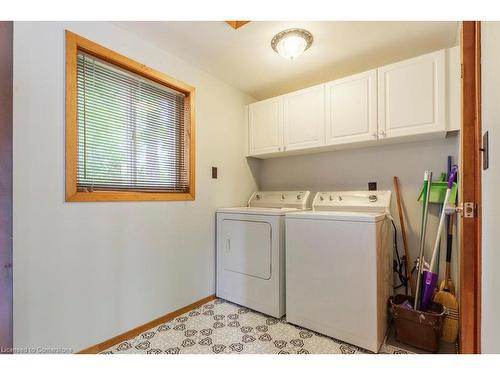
xmin=76 ymin=51 xmax=190 ymax=193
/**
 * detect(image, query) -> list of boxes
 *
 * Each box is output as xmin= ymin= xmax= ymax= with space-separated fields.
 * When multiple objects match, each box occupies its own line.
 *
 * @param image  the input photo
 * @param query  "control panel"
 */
xmin=312 ymin=191 xmax=391 ymax=212
xmin=248 ymin=191 xmax=311 ymax=209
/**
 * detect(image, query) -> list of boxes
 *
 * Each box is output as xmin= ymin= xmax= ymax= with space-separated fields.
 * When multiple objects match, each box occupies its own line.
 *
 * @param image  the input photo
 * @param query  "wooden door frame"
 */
xmin=460 ymin=21 xmax=482 ymax=354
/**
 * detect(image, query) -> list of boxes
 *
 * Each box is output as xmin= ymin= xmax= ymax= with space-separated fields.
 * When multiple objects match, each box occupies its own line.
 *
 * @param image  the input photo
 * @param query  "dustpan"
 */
xmin=417 ymin=173 xmax=457 ymax=205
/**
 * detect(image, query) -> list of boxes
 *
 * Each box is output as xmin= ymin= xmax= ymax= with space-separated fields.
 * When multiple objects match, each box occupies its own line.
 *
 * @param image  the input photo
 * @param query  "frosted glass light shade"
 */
xmin=271 ymin=29 xmax=313 ymax=61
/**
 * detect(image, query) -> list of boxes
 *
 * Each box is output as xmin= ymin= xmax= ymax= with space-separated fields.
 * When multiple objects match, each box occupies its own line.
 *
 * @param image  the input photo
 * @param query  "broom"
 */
xmin=433 ymin=214 xmax=459 ymax=343
xmin=439 ymin=156 xmax=456 ymax=294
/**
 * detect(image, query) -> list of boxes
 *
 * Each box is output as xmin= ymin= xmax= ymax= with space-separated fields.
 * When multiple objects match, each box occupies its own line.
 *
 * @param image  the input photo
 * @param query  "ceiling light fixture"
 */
xmin=271 ymin=28 xmax=313 ymax=61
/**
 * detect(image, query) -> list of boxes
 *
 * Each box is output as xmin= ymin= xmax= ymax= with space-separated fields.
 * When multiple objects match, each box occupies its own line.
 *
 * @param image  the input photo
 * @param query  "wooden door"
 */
xmin=459 ymin=21 xmax=482 ymax=354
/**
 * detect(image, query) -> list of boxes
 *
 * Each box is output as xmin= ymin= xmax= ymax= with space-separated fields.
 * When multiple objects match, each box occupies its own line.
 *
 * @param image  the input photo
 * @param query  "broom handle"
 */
xmin=445 ymin=214 xmax=454 ymax=281
xmin=393 ymin=176 xmax=415 ymax=296
xmin=445 ymin=156 xmax=453 ymax=282
xmin=429 ymin=188 xmax=451 ymax=272
xmin=414 ymin=171 xmax=432 ymax=310
xmin=429 ymin=166 xmax=457 ymax=272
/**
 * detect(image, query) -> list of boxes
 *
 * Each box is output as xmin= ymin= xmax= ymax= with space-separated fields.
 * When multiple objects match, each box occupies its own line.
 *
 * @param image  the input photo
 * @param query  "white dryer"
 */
xmin=285 ymin=191 xmax=392 ymax=352
xmin=216 ymin=191 xmax=310 ymax=318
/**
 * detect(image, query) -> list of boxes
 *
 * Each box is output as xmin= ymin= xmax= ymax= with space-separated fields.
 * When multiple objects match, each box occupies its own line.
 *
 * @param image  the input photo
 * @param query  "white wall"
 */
xmin=13 ymin=21 xmax=258 ymax=352
xmin=481 ymin=21 xmax=500 ymax=354
xmin=258 ymin=135 xmax=460 ymax=292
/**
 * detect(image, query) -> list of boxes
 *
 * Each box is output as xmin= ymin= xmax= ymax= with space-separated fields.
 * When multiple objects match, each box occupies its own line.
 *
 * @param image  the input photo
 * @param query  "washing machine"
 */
xmin=285 ymin=191 xmax=392 ymax=352
xmin=216 ymin=191 xmax=310 ymax=318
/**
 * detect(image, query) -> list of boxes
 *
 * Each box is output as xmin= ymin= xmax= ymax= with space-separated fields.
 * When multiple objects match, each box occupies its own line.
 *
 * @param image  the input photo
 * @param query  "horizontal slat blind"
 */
xmin=76 ymin=51 xmax=190 ymax=193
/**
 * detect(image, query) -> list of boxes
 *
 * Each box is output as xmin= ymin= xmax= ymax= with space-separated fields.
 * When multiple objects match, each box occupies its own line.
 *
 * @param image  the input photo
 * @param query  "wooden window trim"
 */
xmin=65 ymin=30 xmax=196 ymax=202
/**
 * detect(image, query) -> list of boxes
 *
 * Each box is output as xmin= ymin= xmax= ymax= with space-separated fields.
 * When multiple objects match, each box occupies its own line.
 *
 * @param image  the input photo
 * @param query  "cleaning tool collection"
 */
xmin=433 ymin=157 xmax=459 ymax=343
xmin=390 ymin=157 xmax=459 ymax=352
xmin=414 ymin=170 xmax=432 ymax=311
xmin=420 ymin=165 xmax=458 ymax=310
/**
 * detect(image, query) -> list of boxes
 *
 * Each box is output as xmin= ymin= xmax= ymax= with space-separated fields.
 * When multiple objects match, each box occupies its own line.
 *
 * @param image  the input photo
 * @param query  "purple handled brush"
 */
xmin=420 ymin=165 xmax=458 ymax=310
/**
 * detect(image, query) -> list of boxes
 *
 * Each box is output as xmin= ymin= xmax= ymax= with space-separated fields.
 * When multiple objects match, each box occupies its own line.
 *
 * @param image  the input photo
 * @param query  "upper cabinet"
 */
xmin=325 ymin=70 xmax=378 ymax=146
xmin=247 ymin=47 xmax=458 ymax=158
xmin=248 ymin=97 xmax=283 ymax=156
xmin=283 ymin=85 xmax=325 ymax=150
xmin=283 ymin=84 xmax=325 ymax=151
xmin=377 ymin=50 xmax=445 ymax=139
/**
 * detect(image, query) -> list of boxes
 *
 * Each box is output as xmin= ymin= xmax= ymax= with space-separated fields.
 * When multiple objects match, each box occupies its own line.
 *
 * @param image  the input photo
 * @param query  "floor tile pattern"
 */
xmin=103 ymin=299 xmax=412 ymax=354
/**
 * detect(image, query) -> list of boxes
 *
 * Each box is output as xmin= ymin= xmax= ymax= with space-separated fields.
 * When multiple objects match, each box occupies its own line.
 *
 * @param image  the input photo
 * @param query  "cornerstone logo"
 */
xmin=0 ymin=346 xmax=73 ymax=354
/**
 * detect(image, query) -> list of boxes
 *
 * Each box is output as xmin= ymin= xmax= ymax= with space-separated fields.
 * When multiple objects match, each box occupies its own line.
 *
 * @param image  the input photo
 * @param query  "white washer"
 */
xmin=285 ymin=191 xmax=392 ymax=352
xmin=216 ymin=191 xmax=310 ymax=318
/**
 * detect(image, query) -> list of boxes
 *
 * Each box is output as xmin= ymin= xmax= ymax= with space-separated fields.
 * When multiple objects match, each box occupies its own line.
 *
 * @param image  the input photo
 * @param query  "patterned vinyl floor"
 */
xmin=102 ymin=298 xmax=412 ymax=354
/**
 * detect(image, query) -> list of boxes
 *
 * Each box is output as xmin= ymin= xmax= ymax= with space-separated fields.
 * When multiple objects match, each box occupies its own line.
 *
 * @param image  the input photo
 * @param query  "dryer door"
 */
xmin=221 ymin=219 xmax=272 ymax=280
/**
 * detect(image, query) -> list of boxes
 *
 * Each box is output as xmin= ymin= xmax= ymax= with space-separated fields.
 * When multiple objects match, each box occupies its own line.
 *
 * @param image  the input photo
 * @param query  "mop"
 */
xmin=420 ymin=165 xmax=458 ymax=310
xmin=414 ymin=171 xmax=432 ymax=310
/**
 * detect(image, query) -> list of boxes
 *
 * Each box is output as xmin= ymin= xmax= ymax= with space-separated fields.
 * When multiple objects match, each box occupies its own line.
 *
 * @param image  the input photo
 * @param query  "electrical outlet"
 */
xmin=368 ymin=182 xmax=377 ymax=191
xmin=212 ymin=167 xmax=218 ymax=179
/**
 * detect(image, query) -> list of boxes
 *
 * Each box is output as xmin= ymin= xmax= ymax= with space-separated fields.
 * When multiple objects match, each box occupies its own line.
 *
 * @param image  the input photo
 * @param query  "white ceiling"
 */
xmin=116 ymin=21 xmax=459 ymax=100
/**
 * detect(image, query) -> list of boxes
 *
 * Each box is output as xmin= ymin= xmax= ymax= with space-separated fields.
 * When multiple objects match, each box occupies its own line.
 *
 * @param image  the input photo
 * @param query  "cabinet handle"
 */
xmin=380 ymin=131 xmax=386 ymax=137
xmin=372 ymin=132 xmax=377 ymax=138
xmin=278 ymin=147 xmax=281 ymax=151
xmin=283 ymin=146 xmax=287 ymax=151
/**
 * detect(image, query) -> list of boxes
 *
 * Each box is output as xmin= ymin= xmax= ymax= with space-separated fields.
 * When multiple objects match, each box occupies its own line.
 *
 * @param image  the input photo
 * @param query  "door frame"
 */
xmin=459 ymin=21 xmax=482 ymax=354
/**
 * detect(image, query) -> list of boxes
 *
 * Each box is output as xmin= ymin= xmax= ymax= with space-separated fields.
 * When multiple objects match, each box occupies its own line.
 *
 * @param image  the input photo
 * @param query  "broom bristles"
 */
xmin=433 ymin=290 xmax=459 ymax=343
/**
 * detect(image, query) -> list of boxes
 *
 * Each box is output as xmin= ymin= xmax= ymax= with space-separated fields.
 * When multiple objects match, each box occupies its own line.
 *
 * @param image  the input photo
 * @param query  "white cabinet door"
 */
xmin=446 ymin=46 xmax=460 ymax=131
xmin=248 ymin=97 xmax=283 ymax=155
xmin=283 ymin=84 xmax=325 ymax=151
xmin=325 ymin=70 xmax=378 ymax=145
xmin=378 ymin=50 xmax=445 ymax=139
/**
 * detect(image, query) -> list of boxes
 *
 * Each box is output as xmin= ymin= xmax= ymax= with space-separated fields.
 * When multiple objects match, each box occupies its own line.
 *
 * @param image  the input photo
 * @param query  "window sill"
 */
xmin=65 ymin=191 xmax=195 ymax=202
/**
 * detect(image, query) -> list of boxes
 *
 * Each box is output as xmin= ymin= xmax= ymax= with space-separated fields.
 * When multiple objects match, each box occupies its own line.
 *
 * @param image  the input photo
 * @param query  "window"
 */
xmin=65 ymin=31 xmax=195 ymax=201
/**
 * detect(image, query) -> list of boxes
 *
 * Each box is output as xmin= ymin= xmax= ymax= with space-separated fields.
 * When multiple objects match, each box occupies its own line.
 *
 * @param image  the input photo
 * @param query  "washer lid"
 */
xmin=286 ymin=210 xmax=386 ymax=222
xmin=217 ymin=206 xmax=304 ymax=216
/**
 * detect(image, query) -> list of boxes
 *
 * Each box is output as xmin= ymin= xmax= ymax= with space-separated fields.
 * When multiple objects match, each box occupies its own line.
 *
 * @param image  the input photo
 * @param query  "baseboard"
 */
xmin=77 ymin=294 xmax=216 ymax=354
